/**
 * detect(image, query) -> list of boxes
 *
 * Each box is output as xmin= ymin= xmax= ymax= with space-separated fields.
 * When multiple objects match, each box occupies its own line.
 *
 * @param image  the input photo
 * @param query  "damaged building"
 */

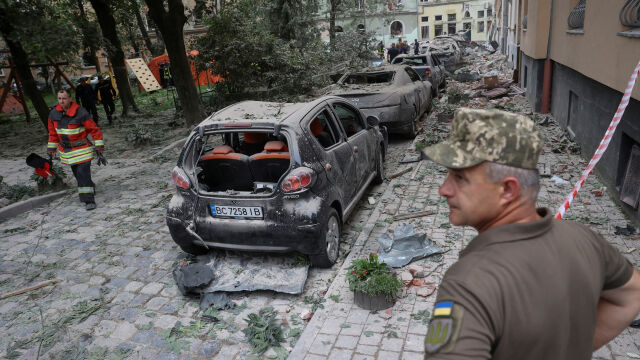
xmin=496 ymin=0 xmax=640 ymax=223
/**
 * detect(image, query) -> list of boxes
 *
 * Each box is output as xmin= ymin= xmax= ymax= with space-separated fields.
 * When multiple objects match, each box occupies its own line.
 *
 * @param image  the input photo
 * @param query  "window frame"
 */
xmin=331 ymin=102 xmax=367 ymax=138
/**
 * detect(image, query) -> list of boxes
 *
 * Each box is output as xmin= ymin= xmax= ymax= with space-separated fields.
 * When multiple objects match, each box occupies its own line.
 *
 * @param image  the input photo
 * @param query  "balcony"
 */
xmin=618 ymin=0 xmax=640 ymax=38
xmin=567 ymin=0 xmax=586 ymax=34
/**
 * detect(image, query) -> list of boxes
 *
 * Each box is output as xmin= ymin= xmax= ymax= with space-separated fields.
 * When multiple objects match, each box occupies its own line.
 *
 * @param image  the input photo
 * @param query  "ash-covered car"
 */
xmin=166 ymin=96 xmax=387 ymax=267
xmin=390 ymin=53 xmax=446 ymax=96
xmin=323 ymin=65 xmax=432 ymax=138
xmin=419 ymin=37 xmax=461 ymax=72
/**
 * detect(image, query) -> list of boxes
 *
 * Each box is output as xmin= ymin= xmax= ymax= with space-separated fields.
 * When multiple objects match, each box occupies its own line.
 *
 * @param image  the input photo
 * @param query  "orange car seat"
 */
xmin=310 ymin=117 xmax=334 ymax=147
xmin=200 ymin=145 xmax=253 ymax=191
xmin=240 ymin=132 xmax=268 ymax=154
xmin=249 ymin=140 xmax=291 ymax=183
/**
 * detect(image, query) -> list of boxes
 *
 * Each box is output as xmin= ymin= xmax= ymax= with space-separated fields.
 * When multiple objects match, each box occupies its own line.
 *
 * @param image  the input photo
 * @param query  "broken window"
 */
xmin=390 ymin=20 xmax=403 ymax=36
xmin=448 ymin=23 xmax=457 ymax=34
xmin=81 ymin=52 xmax=96 ymax=68
xmin=478 ymin=10 xmax=485 ymax=18
xmin=421 ymin=16 xmax=429 ymax=22
xmin=310 ymin=110 xmax=339 ymax=149
xmin=487 ymin=9 xmax=493 ymax=17
xmin=342 ymin=72 xmax=394 ymax=85
xmin=448 ymin=13 xmax=456 ymax=21
xmin=399 ymin=57 xmax=427 ymax=65
xmin=478 ymin=21 xmax=485 ymax=32
xmin=333 ymin=104 xmax=364 ymax=137
xmin=435 ymin=15 xmax=442 ymax=21
xmin=421 ymin=25 xmax=430 ymax=39
xmin=435 ymin=24 xmax=443 ymax=36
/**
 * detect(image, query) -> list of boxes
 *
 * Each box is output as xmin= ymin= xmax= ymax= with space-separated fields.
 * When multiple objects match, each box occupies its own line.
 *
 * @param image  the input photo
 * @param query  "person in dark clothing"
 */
xmin=96 ymin=75 xmax=117 ymax=125
xmin=400 ymin=42 xmax=407 ymax=54
xmin=387 ymin=43 xmax=399 ymax=63
xmin=75 ymin=77 xmax=99 ymax=124
xmin=414 ymin=39 xmax=420 ymax=55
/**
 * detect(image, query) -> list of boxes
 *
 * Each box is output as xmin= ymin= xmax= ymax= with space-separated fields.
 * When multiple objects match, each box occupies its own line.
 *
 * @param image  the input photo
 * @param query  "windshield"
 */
xmin=400 ymin=57 xmax=426 ymax=65
xmin=342 ymin=71 xmax=394 ymax=84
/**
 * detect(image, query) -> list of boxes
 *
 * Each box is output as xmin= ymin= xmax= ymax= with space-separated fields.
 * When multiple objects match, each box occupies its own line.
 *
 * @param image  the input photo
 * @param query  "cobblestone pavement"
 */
xmin=0 ymin=129 xmax=412 ymax=359
xmin=289 ymin=114 xmax=640 ymax=359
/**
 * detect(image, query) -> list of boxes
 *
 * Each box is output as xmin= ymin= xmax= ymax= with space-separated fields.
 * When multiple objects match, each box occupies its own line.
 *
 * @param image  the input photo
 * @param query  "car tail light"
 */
xmin=281 ymin=167 xmax=315 ymax=192
xmin=172 ymin=166 xmax=191 ymax=189
xmin=424 ymin=67 xmax=432 ymax=77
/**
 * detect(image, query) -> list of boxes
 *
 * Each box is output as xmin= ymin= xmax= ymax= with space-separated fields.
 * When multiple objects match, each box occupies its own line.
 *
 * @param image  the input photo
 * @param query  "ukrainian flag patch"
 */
xmin=433 ymin=301 xmax=453 ymax=317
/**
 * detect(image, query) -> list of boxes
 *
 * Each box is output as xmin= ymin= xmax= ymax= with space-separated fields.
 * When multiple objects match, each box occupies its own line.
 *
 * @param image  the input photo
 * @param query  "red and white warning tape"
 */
xmin=555 ymin=60 xmax=640 ymax=219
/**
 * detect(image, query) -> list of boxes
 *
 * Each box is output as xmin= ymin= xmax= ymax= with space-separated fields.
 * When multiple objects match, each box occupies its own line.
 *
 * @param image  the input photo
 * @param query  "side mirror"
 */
xmin=366 ymin=115 xmax=380 ymax=127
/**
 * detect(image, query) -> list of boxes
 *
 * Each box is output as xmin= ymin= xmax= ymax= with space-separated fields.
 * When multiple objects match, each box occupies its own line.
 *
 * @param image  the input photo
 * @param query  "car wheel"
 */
xmin=309 ymin=208 xmax=340 ymax=268
xmin=405 ymin=107 xmax=418 ymax=139
xmin=373 ymin=147 xmax=385 ymax=185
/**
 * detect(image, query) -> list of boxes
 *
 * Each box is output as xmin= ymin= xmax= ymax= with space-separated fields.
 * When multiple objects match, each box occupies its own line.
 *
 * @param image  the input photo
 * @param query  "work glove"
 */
xmin=96 ymin=151 xmax=108 ymax=166
xmin=96 ymin=145 xmax=104 ymax=153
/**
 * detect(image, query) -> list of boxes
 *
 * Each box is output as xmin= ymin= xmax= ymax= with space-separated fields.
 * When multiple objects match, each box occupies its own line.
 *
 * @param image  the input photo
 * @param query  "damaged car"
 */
xmin=390 ymin=53 xmax=446 ymax=96
xmin=323 ymin=65 xmax=432 ymax=138
xmin=166 ymin=96 xmax=387 ymax=267
xmin=420 ymin=37 xmax=461 ymax=72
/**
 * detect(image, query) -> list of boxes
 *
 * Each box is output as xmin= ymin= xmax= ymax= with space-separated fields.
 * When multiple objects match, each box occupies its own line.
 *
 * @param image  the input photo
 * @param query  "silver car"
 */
xmin=391 ymin=53 xmax=446 ymax=97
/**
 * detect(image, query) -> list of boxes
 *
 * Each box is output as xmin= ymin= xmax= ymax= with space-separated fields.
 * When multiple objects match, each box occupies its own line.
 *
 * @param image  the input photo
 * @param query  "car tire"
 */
xmin=309 ymin=208 xmax=341 ymax=268
xmin=405 ymin=107 xmax=418 ymax=139
xmin=373 ymin=148 xmax=385 ymax=185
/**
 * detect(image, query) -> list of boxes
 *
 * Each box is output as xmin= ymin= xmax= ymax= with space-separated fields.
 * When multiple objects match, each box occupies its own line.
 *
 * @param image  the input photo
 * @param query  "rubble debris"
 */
xmin=453 ymin=69 xmax=481 ymax=83
xmin=483 ymin=87 xmax=509 ymax=99
xmin=379 ymin=308 xmax=393 ymax=319
xmin=173 ymin=263 xmax=215 ymax=296
xmin=593 ymin=189 xmax=605 ymax=197
xmin=389 ymin=167 xmax=413 ymax=179
xmin=400 ymin=271 xmax=414 ymax=285
xmin=368 ymin=197 xmax=376 ymax=205
xmin=300 ymin=311 xmax=314 ymax=321
xmin=392 ymin=210 xmax=435 ymax=221
xmin=614 ymin=225 xmax=637 ymax=236
xmin=416 ymin=283 xmax=436 ymax=297
xmin=538 ymin=162 xmax=552 ymax=177
xmin=551 ymin=176 xmax=569 ymax=185
xmin=1 ymin=278 xmax=61 ymax=299
xmin=408 ymin=265 xmax=425 ymax=278
xmin=377 ymin=225 xmax=443 ymax=268
xmin=400 ymin=153 xmax=422 ymax=163
xmin=200 ymin=291 xmax=237 ymax=310
xmin=483 ymin=75 xmax=499 ymax=89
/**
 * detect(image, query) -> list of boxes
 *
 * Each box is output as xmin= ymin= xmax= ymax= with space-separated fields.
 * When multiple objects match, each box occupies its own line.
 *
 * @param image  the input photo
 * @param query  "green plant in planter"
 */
xmin=346 ymin=253 xmax=403 ymax=301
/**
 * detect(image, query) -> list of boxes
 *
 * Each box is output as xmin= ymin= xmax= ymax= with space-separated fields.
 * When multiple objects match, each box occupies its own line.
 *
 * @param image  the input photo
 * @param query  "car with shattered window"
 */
xmin=419 ymin=37 xmax=461 ymax=72
xmin=390 ymin=53 xmax=446 ymax=96
xmin=322 ymin=65 xmax=432 ymax=138
xmin=166 ymin=96 xmax=387 ymax=267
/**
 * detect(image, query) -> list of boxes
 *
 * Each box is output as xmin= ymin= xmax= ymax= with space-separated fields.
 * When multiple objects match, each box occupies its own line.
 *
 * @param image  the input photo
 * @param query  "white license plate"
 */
xmin=210 ymin=205 xmax=263 ymax=219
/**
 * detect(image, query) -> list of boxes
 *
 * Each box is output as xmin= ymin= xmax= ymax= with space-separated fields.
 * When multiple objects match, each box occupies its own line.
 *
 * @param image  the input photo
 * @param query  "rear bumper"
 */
xmin=359 ymin=106 xmax=410 ymax=133
xmin=166 ymin=189 xmax=327 ymax=255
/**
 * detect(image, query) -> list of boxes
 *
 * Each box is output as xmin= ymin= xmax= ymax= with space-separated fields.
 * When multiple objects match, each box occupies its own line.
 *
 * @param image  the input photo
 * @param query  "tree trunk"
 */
xmin=329 ymin=0 xmax=339 ymax=51
xmin=89 ymin=0 xmax=138 ymax=116
xmin=77 ymin=0 xmax=102 ymax=72
xmin=145 ymin=0 xmax=203 ymax=127
xmin=0 ymin=12 xmax=49 ymax=128
xmin=133 ymin=2 xmax=160 ymax=57
xmin=126 ymin=23 xmax=140 ymax=55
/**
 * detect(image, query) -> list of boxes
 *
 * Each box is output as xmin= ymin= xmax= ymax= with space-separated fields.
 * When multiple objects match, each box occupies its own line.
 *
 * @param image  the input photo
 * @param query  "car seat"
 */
xmin=200 ymin=145 xmax=253 ymax=191
xmin=240 ymin=132 xmax=267 ymax=155
xmin=249 ymin=141 xmax=291 ymax=183
xmin=310 ymin=118 xmax=334 ymax=148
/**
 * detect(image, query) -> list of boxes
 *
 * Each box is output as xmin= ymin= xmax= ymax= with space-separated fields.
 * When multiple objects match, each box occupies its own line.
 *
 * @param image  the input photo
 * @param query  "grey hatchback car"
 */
xmin=166 ymin=96 xmax=387 ymax=267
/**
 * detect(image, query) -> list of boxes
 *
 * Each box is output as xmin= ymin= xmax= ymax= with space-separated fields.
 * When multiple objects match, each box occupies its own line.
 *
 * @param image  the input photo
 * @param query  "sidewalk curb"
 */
xmin=289 ymin=138 xmax=425 ymax=359
xmin=0 ymin=189 xmax=71 ymax=220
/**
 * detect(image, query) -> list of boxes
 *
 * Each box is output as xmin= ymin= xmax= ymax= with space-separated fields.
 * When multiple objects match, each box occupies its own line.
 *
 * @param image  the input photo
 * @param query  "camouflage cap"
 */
xmin=422 ymin=108 xmax=542 ymax=169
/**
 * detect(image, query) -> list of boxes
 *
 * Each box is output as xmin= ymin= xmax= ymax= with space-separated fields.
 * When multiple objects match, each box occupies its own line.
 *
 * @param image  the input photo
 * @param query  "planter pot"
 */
xmin=353 ymin=290 xmax=394 ymax=311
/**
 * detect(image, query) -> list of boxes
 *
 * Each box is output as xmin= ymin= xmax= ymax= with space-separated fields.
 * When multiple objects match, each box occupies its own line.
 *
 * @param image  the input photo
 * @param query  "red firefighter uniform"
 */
xmin=47 ymin=102 xmax=104 ymax=205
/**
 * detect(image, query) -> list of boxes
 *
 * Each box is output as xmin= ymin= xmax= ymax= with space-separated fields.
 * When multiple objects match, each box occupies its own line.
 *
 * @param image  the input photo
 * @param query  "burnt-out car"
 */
xmin=391 ymin=53 xmax=446 ymax=95
xmin=166 ymin=96 xmax=387 ymax=267
xmin=323 ymin=65 xmax=432 ymax=138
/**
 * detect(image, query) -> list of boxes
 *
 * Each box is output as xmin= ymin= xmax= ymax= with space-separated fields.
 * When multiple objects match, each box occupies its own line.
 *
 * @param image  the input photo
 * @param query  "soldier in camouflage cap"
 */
xmin=422 ymin=108 xmax=542 ymax=169
xmin=423 ymin=108 xmax=639 ymax=360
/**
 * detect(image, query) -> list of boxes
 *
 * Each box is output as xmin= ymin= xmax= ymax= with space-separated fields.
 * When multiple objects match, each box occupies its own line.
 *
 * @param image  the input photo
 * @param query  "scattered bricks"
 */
xmin=400 ymin=271 xmax=413 ymax=285
xmin=411 ymin=279 xmax=424 ymax=287
xmin=416 ymin=283 xmax=436 ymax=297
xmin=301 ymin=311 xmax=314 ymax=321
xmin=379 ymin=308 xmax=393 ymax=320
xmin=408 ymin=265 xmax=425 ymax=278
xmin=593 ymin=189 xmax=604 ymax=197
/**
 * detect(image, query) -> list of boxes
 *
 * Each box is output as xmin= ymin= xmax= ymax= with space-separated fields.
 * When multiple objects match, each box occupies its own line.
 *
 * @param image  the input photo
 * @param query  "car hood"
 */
xmin=323 ymin=84 xmax=397 ymax=104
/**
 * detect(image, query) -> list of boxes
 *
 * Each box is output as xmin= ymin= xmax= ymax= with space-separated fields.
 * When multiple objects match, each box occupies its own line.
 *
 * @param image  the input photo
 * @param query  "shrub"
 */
xmin=126 ymin=125 xmax=153 ymax=146
xmin=346 ymin=253 xmax=403 ymax=301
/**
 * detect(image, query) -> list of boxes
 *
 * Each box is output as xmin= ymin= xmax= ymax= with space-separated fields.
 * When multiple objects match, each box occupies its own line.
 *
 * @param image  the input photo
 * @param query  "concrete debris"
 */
xmin=377 ymin=225 xmax=443 ymax=268
xmin=408 ymin=265 xmax=425 ymax=278
xmin=551 ymin=176 xmax=570 ymax=185
xmin=173 ymin=263 xmax=215 ymax=296
xmin=483 ymin=87 xmax=509 ymax=99
xmin=416 ymin=283 xmax=436 ymax=297
xmin=379 ymin=308 xmax=393 ymax=319
xmin=400 ymin=271 xmax=414 ymax=285
xmin=300 ymin=311 xmax=314 ymax=321
xmin=368 ymin=197 xmax=376 ymax=205
xmin=199 ymin=291 xmax=237 ymax=310
xmin=453 ymin=69 xmax=481 ymax=82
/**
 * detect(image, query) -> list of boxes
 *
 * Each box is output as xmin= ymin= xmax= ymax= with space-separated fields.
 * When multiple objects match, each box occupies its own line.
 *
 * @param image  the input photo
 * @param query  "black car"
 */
xmin=166 ymin=96 xmax=387 ymax=267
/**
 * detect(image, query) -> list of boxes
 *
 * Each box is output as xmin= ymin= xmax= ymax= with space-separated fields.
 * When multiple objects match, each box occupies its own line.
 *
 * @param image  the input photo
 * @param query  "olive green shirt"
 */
xmin=425 ymin=208 xmax=633 ymax=360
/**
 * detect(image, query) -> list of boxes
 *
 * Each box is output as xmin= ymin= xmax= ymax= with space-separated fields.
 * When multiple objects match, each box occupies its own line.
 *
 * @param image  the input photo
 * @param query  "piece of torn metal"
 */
xmin=377 ymin=225 xmax=442 ymax=268
xmin=173 ymin=263 xmax=215 ymax=296
xmin=199 ymin=251 xmax=309 ymax=294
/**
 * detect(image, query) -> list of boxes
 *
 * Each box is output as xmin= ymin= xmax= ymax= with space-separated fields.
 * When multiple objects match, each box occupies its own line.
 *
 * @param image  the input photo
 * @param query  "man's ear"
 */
xmin=499 ymin=177 xmax=521 ymax=204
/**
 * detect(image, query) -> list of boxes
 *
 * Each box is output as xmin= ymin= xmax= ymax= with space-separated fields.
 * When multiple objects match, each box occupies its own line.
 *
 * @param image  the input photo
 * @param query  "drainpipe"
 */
xmin=541 ymin=0 xmax=555 ymax=114
xmin=501 ymin=0 xmax=508 ymax=54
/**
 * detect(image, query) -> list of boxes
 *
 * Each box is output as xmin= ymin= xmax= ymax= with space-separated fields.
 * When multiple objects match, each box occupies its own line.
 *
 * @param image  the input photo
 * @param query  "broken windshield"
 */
xmin=400 ymin=57 xmax=427 ymax=65
xmin=342 ymin=71 xmax=394 ymax=85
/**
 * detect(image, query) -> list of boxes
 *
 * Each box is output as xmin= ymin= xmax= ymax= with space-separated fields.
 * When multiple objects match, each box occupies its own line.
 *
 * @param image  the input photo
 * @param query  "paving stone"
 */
xmin=146 ymin=297 xmax=170 ymax=311
xmin=304 ymin=355 xmax=327 ymax=360
xmin=154 ymin=315 xmax=179 ymax=330
xmin=359 ymin=332 xmax=383 ymax=346
xmin=131 ymin=330 xmax=156 ymax=344
xmin=123 ymin=281 xmax=145 ymax=292
xmin=355 ymin=344 xmax=378 ymax=356
xmin=381 ymin=337 xmax=404 ymax=352
xmin=377 ymin=350 xmax=400 ymax=359
xmin=94 ymin=320 xmax=118 ymax=336
xmin=112 ymin=322 xmax=137 ymax=340
xmin=309 ymin=334 xmax=337 ymax=356
xmin=404 ymin=334 xmax=424 ymax=352
xmin=197 ymin=340 xmax=222 ymax=357
xmin=340 ymin=323 xmax=364 ymax=336
xmin=140 ymin=282 xmax=164 ymax=295
xmin=401 ymin=351 xmax=424 ymax=360
xmin=328 ymin=348 xmax=353 ymax=360
xmin=154 ymin=351 xmax=179 ymax=360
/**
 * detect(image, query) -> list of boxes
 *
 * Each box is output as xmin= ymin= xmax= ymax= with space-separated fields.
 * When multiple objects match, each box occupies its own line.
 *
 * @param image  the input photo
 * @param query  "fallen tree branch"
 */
xmin=388 ymin=166 xmax=413 ymax=179
xmin=1 ymin=279 xmax=61 ymax=299
xmin=393 ymin=210 xmax=435 ymax=221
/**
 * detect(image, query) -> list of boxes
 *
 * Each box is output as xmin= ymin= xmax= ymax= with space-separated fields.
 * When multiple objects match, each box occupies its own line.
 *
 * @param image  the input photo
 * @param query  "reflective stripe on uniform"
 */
xmin=55 ymin=127 xmax=85 ymax=135
xmin=47 ymin=142 xmax=58 ymax=148
xmin=78 ymin=187 xmax=94 ymax=194
xmin=61 ymin=152 xmax=94 ymax=165
xmin=94 ymin=140 xmax=104 ymax=146
xmin=59 ymin=146 xmax=94 ymax=159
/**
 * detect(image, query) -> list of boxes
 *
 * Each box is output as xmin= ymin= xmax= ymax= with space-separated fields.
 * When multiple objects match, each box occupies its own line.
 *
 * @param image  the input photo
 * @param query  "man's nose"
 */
xmin=439 ymin=175 xmax=452 ymax=197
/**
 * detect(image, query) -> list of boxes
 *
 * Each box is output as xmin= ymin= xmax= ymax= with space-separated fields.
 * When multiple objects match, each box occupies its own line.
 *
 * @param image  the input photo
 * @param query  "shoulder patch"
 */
xmin=425 ymin=301 xmax=464 ymax=354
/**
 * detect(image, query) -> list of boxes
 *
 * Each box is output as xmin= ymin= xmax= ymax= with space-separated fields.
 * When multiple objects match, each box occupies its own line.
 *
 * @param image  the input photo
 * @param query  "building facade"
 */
xmin=417 ymin=0 xmax=493 ymax=41
xmin=518 ymin=0 xmax=640 ymax=223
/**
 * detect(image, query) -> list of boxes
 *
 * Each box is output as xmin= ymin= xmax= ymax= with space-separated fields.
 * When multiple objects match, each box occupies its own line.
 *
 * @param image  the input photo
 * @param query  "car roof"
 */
xmin=198 ymin=96 xmax=342 ymax=128
xmin=346 ymin=65 xmax=402 ymax=74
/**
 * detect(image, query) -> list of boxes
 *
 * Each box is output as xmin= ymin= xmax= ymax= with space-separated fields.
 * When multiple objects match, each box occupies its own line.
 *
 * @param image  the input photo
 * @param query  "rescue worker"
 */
xmin=96 ymin=75 xmax=117 ymax=125
xmin=75 ymin=77 xmax=99 ymax=124
xmin=421 ymin=108 xmax=640 ymax=359
xmin=48 ymin=89 xmax=104 ymax=210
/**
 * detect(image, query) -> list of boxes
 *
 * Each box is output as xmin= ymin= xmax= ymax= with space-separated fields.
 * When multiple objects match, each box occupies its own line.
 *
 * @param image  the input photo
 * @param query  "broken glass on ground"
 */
xmin=173 ymin=250 xmax=310 ymax=308
xmin=376 ymin=225 xmax=443 ymax=268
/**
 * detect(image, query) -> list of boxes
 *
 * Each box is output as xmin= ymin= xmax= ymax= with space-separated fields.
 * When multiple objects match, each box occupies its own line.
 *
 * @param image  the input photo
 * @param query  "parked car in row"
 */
xmin=166 ymin=96 xmax=387 ymax=267
xmin=419 ymin=37 xmax=462 ymax=72
xmin=390 ymin=53 xmax=447 ymax=96
xmin=322 ymin=65 xmax=432 ymax=138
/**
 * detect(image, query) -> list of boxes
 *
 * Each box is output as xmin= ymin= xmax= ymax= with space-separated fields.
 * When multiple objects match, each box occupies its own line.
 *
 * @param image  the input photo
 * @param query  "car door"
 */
xmin=330 ymin=101 xmax=372 ymax=191
xmin=404 ymin=67 xmax=426 ymax=115
xmin=304 ymin=106 xmax=358 ymax=202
